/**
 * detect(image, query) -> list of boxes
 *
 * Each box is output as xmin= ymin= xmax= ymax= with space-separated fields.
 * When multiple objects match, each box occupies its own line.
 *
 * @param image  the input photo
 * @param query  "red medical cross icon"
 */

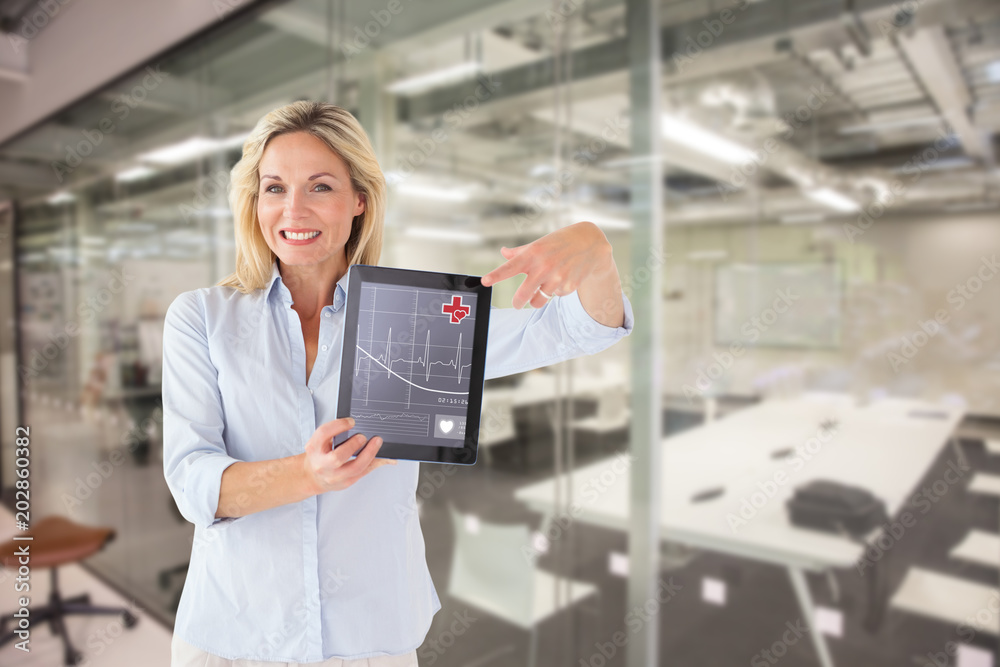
xmin=442 ymin=295 xmax=470 ymax=324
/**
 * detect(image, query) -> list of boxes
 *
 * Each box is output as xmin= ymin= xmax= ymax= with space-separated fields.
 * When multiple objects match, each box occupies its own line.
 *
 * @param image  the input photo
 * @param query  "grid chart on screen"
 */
xmin=350 ymin=283 xmax=477 ymax=445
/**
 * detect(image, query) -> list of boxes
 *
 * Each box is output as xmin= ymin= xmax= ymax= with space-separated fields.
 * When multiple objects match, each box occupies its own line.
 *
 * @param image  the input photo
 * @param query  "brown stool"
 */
xmin=0 ymin=516 xmax=138 ymax=665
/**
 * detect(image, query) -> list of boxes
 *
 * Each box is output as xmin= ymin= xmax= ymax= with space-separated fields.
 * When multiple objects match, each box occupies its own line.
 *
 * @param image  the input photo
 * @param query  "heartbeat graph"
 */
xmin=355 ymin=411 xmax=430 ymax=421
xmin=355 ymin=327 xmax=472 ymax=388
xmin=353 ymin=284 xmax=477 ymax=411
xmin=351 ymin=410 xmax=430 ymax=437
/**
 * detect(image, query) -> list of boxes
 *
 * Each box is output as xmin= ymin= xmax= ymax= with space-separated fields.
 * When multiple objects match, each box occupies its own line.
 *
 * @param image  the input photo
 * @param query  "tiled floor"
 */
xmin=6 ymin=389 xmax=1000 ymax=666
xmin=0 ymin=505 xmax=172 ymax=667
xmin=16 ymin=388 xmax=194 ymax=621
xmin=416 ymin=411 xmax=1000 ymax=667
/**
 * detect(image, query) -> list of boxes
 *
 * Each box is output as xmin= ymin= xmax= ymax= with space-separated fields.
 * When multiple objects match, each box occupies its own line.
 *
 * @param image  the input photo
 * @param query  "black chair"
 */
xmin=0 ymin=516 xmax=138 ymax=665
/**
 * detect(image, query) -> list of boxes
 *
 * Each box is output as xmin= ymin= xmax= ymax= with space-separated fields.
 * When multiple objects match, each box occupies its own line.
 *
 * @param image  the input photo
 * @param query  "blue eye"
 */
xmin=264 ymin=184 xmax=330 ymax=193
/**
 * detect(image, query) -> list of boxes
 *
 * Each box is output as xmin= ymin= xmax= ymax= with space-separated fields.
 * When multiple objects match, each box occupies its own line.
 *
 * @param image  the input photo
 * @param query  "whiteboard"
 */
xmin=714 ymin=262 xmax=842 ymax=349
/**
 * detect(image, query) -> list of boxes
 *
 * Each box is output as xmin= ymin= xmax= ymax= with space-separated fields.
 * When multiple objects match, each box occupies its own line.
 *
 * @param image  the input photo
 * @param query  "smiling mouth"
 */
xmin=281 ymin=230 xmax=321 ymax=240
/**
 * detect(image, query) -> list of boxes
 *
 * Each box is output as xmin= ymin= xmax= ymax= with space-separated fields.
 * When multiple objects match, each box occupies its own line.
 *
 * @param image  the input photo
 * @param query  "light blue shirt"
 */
xmin=162 ymin=259 xmax=634 ymax=662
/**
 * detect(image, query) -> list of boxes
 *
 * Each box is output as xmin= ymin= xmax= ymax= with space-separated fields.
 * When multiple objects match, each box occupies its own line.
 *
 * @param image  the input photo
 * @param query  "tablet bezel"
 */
xmin=334 ymin=264 xmax=491 ymax=465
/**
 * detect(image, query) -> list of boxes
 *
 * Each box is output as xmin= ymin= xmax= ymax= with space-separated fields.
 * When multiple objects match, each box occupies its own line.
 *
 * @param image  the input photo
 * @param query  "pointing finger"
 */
xmin=481 ymin=254 xmax=527 ymax=287
xmin=500 ymin=244 xmax=528 ymax=259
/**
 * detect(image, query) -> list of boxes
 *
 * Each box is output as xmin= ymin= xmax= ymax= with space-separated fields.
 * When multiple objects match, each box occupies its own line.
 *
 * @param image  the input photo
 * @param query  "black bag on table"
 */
xmin=786 ymin=480 xmax=890 ymax=634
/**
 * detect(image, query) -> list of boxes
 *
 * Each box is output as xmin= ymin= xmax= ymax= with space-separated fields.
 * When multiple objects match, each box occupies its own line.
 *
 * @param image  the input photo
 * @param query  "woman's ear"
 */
xmin=356 ymin=192 xmax=367 ymax=216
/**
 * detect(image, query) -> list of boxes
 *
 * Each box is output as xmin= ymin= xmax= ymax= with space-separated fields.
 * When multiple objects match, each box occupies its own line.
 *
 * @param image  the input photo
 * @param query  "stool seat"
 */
xmin=0 ymin=516 xmax=114 ymax=569
xmin=0 ymin=515 xmax=130 ymax=665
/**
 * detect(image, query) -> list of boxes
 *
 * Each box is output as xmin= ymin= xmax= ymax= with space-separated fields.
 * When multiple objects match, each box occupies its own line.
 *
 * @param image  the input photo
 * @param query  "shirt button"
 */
xmin=309 ymin=388 xmax=313 ymax=395
xmin=324 ymin=312 xmax=331 ymax=318
xmin=321 ymin=345 xmax=328 ymax=351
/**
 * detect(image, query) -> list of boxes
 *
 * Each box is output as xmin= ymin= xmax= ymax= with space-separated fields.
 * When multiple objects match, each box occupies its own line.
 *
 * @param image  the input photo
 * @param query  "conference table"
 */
xmin=484 ymin=369 xmax=628 ymax=409
xmin=514 ymin=392 xmax=965 ymax=667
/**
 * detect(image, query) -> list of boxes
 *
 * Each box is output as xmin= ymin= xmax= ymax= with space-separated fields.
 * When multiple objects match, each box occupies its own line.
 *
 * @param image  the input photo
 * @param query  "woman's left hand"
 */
xmin=480 ymin=221 xmax=625 ymax=327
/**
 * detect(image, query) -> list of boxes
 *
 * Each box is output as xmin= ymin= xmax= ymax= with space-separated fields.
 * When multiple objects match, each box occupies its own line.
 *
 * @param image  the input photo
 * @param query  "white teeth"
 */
xmin=284 ymin=230 xmax=320 ymax=240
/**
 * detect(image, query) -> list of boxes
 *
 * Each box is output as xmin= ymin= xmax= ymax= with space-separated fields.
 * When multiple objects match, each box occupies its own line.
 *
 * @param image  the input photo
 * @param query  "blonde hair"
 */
xmin=217 ymin=101 xmax=385 ymax=293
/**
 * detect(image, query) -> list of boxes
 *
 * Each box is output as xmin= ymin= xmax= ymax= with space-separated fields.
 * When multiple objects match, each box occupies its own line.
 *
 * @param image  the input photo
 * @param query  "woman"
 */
xmin=163 ymin=101 xmax=634 ymax=666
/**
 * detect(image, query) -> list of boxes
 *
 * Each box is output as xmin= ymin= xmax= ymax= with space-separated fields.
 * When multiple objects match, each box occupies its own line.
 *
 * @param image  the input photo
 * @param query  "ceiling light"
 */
xmin=110 ymin=221 xmax=157 ymax=233
xmin=943 ymin=201 xmax=999 ymax=213
xmin=687 ymin=249 xmax=728 ymax=260
xmin=138 ymin=137 xmax=220 ymax=165
xmin=386 ymin=62 xmax=482 ymax=95
xmin=219 ymin=132 xmax=249 ymax=150
xmin=384 ymin=170 xmax=405 ymax=185
xmin=21 ymin=251 xmax=47 ymax=264
xmin=839 ymin=116 xmax=942 ymax=135
xmin=986 ymin=60 xmax=1000 ymax=84
xmin=782 ymin=167 xmax=817 ymax=189
xmin=661 ymin=114 xmax=756 ymax=165
xmin=804 ymin=188 xmax=860 ymax=213
xmin=404 ymin=227 xmax=483 ymax=244
xmin=47 ymin=191 xmax=75 ymax=205
xmin=115 ymin=166 xmax=157 ymax=182
xmin=857 ymin=176 xmax=891 ymax=202
xmin=137 ymin=133 xmax=247 ymax=166
xmin=395 ymin=182 xmax=472 ymax=202
xmin=570 ymin=207 xmax=631 ymax=230
xmin=780 ymin=213 xmax=826 ymax=225
xmin=184 ymin=207 xmax=232 ymax=219
xmin=889 ymin=157 xmax=973 ymax=174
xmin=599 ymin=155 xmax=662 ymax=170
xmin=46 ymin=247 xmax=74 ymax=262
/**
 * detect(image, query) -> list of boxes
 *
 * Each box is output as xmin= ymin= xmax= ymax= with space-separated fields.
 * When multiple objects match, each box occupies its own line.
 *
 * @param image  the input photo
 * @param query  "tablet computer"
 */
xmin=333 ymin=264 xmax=491 ymax=465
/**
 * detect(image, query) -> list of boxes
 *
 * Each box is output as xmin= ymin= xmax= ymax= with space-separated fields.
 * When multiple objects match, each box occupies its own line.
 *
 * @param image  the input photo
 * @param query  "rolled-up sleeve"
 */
xmin=161 ymin=290 xmax=242 ymax=530
xmin=484 ymin=290 xmax=634 ymax=380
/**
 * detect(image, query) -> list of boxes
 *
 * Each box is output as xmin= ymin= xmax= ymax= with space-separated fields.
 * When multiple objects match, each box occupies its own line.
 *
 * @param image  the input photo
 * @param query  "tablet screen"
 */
xmin=334 ymin=265 xmax=491 ymax=464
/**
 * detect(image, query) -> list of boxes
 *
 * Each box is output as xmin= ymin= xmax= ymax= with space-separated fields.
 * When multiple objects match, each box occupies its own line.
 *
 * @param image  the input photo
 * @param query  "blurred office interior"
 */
xmin=0 ymin=0 xmax=999 ymax=665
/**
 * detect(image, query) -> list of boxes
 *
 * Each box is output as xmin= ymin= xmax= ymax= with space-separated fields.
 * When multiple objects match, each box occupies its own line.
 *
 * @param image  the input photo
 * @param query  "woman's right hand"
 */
xmin=302 ymin=417 xmax=397 ymax=493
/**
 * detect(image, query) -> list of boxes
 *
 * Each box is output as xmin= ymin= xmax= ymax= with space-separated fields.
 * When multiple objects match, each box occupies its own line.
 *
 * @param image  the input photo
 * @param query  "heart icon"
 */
xmin=440 ymin=419 xmax=454 ymax=434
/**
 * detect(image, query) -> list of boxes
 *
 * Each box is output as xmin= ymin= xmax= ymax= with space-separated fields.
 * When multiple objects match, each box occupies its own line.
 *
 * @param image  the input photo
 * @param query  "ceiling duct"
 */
xmin=0 ymin=0 xmax=72 ymax=82
xmin=840 ymin=0 xmax=872 ymax=57
xmin=692 ymin=72 xmax=778 ymax=134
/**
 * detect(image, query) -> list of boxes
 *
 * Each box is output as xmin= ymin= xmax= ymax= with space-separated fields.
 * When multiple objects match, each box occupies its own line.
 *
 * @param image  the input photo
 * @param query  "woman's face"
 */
xmin=257 ymin=131 xmax=365 ymax=269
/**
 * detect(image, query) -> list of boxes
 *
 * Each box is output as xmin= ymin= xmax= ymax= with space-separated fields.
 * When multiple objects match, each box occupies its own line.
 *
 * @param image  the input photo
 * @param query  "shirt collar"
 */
xmin=265 ymin=259 xmax=350 ymax=312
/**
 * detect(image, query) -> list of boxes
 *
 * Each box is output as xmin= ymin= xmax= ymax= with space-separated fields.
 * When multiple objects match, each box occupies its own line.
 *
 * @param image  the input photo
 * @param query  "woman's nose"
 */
xmin=284 ymin=189 xmax=308 ymax=219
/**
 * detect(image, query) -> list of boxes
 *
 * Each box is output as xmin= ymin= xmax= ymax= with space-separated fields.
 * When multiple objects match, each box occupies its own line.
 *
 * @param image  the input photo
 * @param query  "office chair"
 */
xmin=478 ymin=393 xmax=518 ymax=466
xmin=446 ymin=504 xmax=598 ymax=667
xmin=158 ymin=494 xmax=190 ymax=614
xmin=0 ymin=516 xmax=138 ymax=665
xmin=571 ymin=390 xmax=630 ymax=455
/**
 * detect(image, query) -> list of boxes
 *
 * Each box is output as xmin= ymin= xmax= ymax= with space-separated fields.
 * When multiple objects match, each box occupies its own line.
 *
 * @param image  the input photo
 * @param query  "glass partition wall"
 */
xmin=1 ymin=0 xmax=998 ymax=665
